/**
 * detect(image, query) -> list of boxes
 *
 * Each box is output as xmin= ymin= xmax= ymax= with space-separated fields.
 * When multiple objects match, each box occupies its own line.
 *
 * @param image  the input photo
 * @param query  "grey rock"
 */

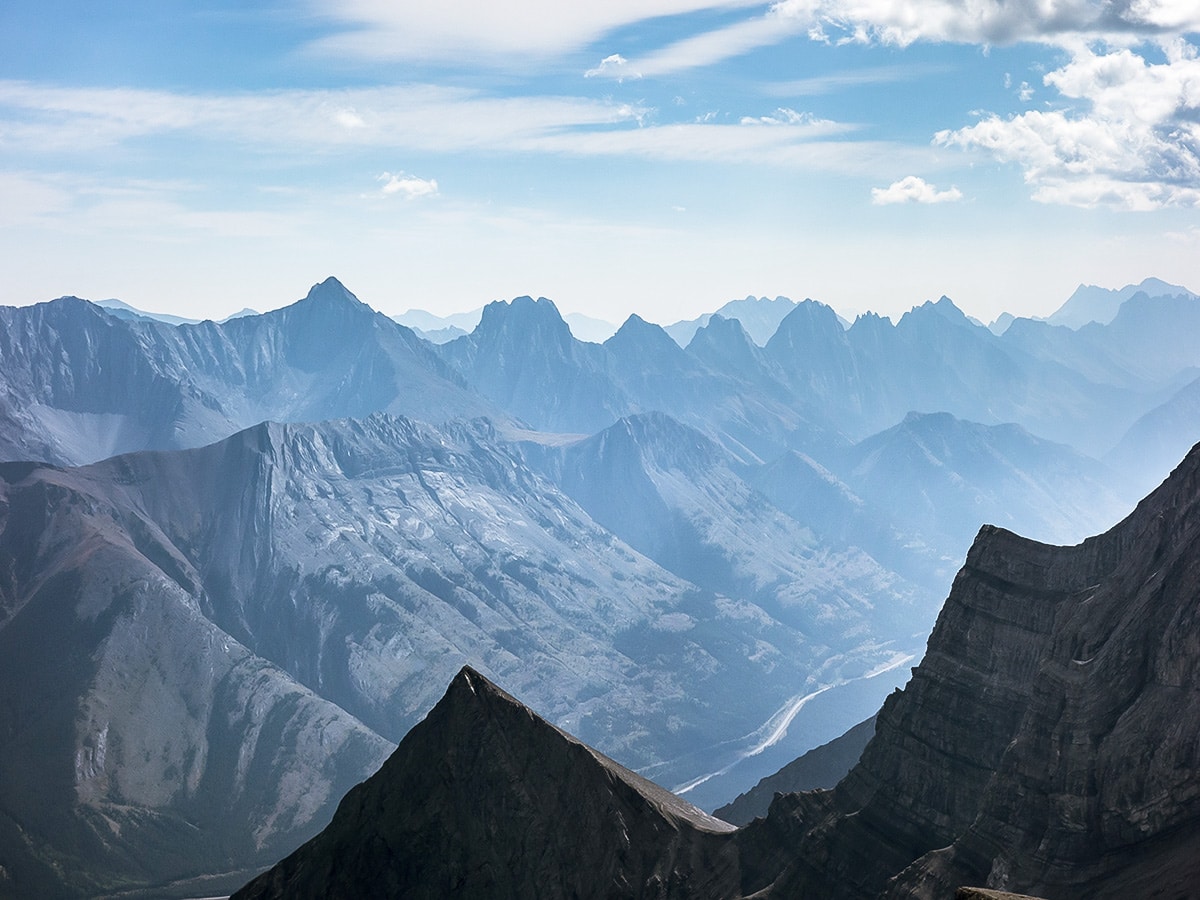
xmin=232 ymin=667 xmax=741 ymax=900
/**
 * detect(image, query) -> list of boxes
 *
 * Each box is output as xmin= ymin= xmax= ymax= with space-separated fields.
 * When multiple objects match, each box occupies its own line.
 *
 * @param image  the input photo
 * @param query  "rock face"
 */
xmin=747 ymin=439 xmax=1200 ymax=899
xmin=713 ymin=716 xmax=875 ymax=826
xmin=232 ymin=666 xmax=741 ymax=900
xmin=0 ymin=459 xmax=394 ymax=899
xmin=237 ymin=440 xmax=1200 ymax=899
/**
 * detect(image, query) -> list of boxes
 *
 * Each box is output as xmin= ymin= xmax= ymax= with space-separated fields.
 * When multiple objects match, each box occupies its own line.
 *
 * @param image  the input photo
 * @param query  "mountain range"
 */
xmin=2 ymin=274 xmax=1199 ymax=895
xmin=236 ymin=433 xmax=1200 ymax=898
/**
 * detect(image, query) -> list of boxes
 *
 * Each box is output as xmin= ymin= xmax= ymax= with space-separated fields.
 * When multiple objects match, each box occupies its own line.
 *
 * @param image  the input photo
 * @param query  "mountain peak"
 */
xmin=1047 ymin=276 xmax=1196 ymax=329
xmin=301 ymin=276 xmax=367 ymax=308
xmin=606 ymin=313 xmax=679 ymax=354
xmin=233 ymin=664 xmax=737 ymax=899
xmin=477 ymin=295 xmax=571 ymax=337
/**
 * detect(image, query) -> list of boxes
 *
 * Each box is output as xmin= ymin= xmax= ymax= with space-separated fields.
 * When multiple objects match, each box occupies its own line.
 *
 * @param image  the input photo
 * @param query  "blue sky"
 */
xmin=2 ymin=1 xmax=1199 ymax=325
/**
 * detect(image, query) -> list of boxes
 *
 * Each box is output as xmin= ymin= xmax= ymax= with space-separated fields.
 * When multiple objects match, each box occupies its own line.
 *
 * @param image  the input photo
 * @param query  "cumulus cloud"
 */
xmin=771 ymin=0 xmax=1200 ymax=47
xmin=935 ymin=42 xmax=1200 ymax=208
xmin=378 ymin=171 xmax=438 ymax=198
xmin=871 ymin=175 xmax=963 ymax=204
xmin=585 ymin=53 xmax=640 ymax=80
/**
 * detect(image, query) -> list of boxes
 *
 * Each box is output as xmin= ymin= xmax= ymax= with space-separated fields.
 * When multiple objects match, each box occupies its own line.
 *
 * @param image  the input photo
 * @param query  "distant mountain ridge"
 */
xmin=1044 ymin=276 xmax=1196 ymax=329
xmin=0 ymin=278 xmax=504 ymax=466
xmin=5 ymin=274 xmax=1200 ymax=896
xmin=665 ymin=294 xmax=799 ymax=347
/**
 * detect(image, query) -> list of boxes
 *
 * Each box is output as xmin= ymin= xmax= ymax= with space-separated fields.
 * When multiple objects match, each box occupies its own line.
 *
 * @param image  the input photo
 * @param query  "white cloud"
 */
xmin=378 ymin=171 xmax=439 ymax=198
xmin=334 ymin=108 xmax=366 ymax=128
xmin=585 ymin=54 xmax=641 ymax=81
xmin=766 ymin=63 xmax=949 ymax=95
xmin=871 ymin=175 xmax=963 ymax=204
xmin=616 ymin=12 xmax=804 ymax=76
xmin=936 ymin=42 xmax=1200 ymax=208
xmin=303 ymin=0 xmax=765 ymax=64
xmin=771 ymin=0 xmax=1200 ymax=47
xmin=0 ymin=80 xmax=932 ymax=175
xmin=739 ymin=107 xmax=830 ymax=125
xmin=0 ymin=82 xmax=646 ymax=154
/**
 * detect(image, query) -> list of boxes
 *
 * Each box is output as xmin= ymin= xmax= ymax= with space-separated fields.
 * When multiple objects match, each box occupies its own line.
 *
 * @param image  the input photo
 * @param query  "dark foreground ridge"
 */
xmin=233 ymin=666 xmax=740 ymax=900
xmin=237 ymin=441 xmax=1200 ymax=899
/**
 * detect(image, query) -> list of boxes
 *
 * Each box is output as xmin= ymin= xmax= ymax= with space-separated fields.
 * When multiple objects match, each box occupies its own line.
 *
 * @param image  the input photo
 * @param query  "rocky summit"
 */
xmin=239 ymin=440 xmax=1200 ymax=899
xmin=232 ymin=666 xmax=740 ymax=900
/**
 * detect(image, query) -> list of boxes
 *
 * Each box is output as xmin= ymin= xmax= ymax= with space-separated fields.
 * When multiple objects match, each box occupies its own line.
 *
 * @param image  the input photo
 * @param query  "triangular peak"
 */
xmin=605 ymin=312 xmax=679 ymax=352
xmin=302 ymin=276 xmax=366 ymax=305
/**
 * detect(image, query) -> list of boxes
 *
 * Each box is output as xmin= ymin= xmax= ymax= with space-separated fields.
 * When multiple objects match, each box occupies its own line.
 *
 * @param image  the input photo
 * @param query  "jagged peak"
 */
xmin=475 ymin=295 xmax=571 ymax=338
xmin=848 ymin=310 xmax=894 ymax=332
xmin=896 ymin=295 xmax=978 ymax=331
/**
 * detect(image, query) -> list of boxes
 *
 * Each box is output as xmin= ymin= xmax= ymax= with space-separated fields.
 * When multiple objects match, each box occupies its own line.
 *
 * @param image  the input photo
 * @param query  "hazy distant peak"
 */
xmin=606 ymin=312 xmax=677 ymax=351
xmin=848 ymin=310 xmax=893 ymax=331
xmin=691 ymin=312 xmax=752 ymax=341
xmin=772 ymin=296 xmax=841 ymax=330
xmin=303 ymin=276 xmax=365 ymax=306
xmin=470 ymin=300 xmax=573 ymax=348
xmin=988 ymin=312 xmax=1016 ymax=335
xmin=492 ymin=294 xmax=560 ymax=315
xmin=1047 ymin=276 xmax=1196 ymax=329
xmin=898 ymin=295 xmax=974 ymax=330
xmin=94 ymin=297 xmax=203 ymax=326
xmin=665 ymin=294 xmax=797 ymax=347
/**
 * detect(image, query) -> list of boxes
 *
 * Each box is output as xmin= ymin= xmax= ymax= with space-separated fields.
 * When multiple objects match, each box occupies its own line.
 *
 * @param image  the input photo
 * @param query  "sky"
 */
xmin=2 ymin=1 xmax=1199 ymax=326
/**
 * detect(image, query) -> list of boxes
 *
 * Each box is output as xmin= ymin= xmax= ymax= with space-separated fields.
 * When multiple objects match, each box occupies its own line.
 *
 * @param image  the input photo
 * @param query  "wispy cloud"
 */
xmin=614 ymin=12 xmax=804 ymax=76
xmin=764 ymin=64 xmax=951 ymax=96
xmin=302 ymin=0 xmax=766 ymax=65
xmin=871 ymin=175 xmax=962 ymax=204
xmin=0 ymin=81 xmax=930 ymax=175
xmin=0 ymin=82 xmax=644 ymax=154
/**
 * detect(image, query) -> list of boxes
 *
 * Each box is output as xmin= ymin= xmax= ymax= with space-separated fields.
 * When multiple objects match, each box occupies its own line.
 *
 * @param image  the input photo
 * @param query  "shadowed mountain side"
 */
xmin=746 ymin=440 xmax=1200 ymax=899
xmin=0 ymin=462 xmax=393 ymax=899
xmin=714 ymin=716 xmax=875 ymax=826
xmin=232 ymin=666 xmax=742 ymax=900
